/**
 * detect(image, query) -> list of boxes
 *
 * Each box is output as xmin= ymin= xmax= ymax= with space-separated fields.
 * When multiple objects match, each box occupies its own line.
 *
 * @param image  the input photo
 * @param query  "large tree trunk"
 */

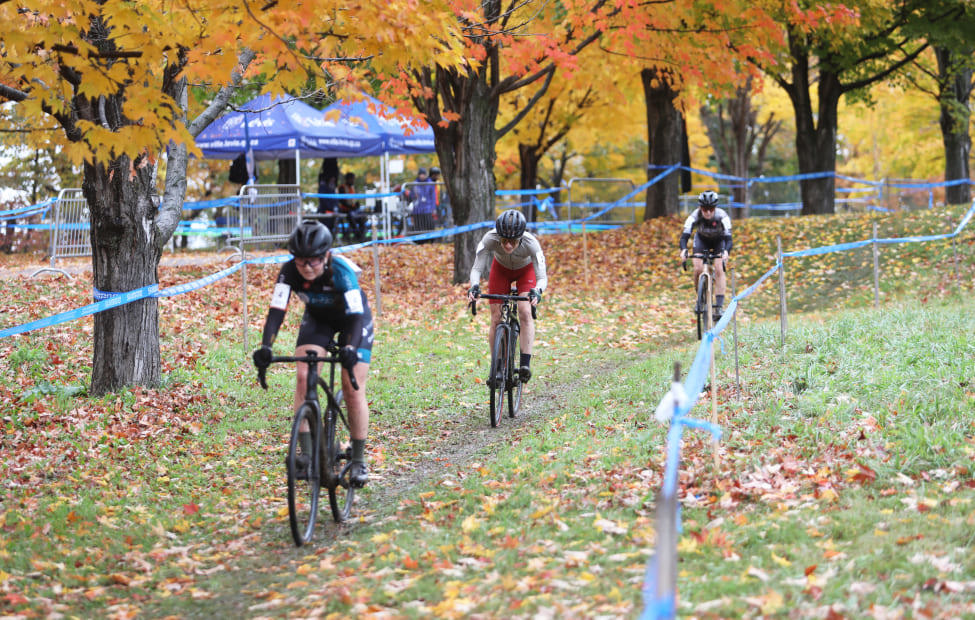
xmin=642 ymin=67 xmax=682 ymax=220
xmin=935 ymin=46 xmax=973 ymax=206
xmin=84 ymin=156 xmax=164 ymax=394
xmin=518 ymin=143 xmax=541 ymax=221
xmin=427 ymin=67 xmax=500 ymax=284
xmin=789 ymin=57 xmax=841 ymax=216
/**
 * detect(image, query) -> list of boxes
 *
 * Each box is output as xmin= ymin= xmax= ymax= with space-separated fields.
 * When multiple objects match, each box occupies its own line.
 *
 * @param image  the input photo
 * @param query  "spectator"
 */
xmin=411 ymin=167 xmax=436 ymax=233
xmin=338 ymin=171 xmax=366 ymax=241
xmin=317 ymin=172 xmax=339 ymax=235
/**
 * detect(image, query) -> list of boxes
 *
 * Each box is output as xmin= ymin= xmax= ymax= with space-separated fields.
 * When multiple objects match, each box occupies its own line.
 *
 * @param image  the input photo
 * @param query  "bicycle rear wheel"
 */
xmin=325 ymin=392 xmax=355 ymax=522
xmin=507 ymin=322 xmax=522 ymax=418
xmin=287 ymin=404 xmax=321 ymax=546
xmin=489 ymin=324 xmax=509 ymax=427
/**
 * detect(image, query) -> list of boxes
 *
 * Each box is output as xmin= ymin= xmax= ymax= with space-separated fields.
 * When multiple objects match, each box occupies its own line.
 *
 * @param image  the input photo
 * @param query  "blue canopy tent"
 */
xmin=322 ymin=93 xmax=436 ymax=155
xmin=195 ymin=93 xmax=385 ymax=184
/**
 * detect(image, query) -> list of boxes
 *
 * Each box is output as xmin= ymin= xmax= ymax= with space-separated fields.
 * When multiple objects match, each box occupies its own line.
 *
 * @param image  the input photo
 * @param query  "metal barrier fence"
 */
xmin=49 ymin=188 xmax=89 ymax=266
xmin=398 ymin=180 xmax=447 ymax=234
xmin=227 ymin=184 xmax=301 ymax=249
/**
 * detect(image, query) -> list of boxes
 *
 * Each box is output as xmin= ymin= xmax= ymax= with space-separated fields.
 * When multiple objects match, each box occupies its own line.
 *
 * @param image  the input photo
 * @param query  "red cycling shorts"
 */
xmin=487 ymin=259 xmax=536 ymax=304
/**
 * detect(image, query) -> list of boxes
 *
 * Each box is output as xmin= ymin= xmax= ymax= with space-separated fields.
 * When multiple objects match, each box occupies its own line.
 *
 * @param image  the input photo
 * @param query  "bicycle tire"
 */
xmin=696 ymin=274 xmax=710 ymax=340
xmin=489 ymin=324 xmax=509 ymax=427
xmin=325 ymin=390 xmax=355 ymax=522
xmin=507 ymin=321 xmax=522 ymax=418
xmin=287 ymin=403 xmax=321 ymax=546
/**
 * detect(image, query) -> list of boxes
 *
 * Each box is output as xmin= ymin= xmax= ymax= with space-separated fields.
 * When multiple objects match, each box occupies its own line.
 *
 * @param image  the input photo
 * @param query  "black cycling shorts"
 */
xmin=296 ymin=302 xmax=374 ymax=363
xmin=692 ymin=234 xmax=726 ymax=256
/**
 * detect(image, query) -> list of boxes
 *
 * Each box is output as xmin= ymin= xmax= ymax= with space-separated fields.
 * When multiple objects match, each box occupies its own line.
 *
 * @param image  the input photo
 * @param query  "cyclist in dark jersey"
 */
xmin=679 ymin=190 xmax=733 ymax=319
xmin=252 ymin=220 xmax=374 ymax=487
xmin=467 ymin=209 xmax=547 ymax=383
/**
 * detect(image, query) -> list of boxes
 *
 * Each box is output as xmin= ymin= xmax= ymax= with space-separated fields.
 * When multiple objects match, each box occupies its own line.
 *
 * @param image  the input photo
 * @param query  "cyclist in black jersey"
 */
xmin=679 ymin=190 xmax=733 ymax=319
xmin=252 ymin=220 xmax=374 ymax=487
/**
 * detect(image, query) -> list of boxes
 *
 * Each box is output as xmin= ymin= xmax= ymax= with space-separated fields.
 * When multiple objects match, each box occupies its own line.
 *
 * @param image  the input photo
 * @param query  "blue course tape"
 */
xmin=496 ymin=187 xmax=564 ymax=196
xmin=0 ymin=197 xmax=56 ymax=218
xmin=181 ymin=196 xmax=240 ymax=210
xmin=305 ymin=191 xmax=400 ymax=200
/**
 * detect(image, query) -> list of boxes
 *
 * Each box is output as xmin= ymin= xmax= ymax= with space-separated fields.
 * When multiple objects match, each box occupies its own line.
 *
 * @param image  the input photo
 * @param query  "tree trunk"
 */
xmin=84 ymin=156 xmax=163 ymax=394
xmin=642 ymin=67 xmax=682 ymax=220
xmin=935 ymin=46 xmax=973 ymax=206
xmin=427 ymin=68 xmax=500 ymax=284
xmin=790 ymin=63 xmax=841 ymax=216
xmin=518 ymin=143 xmax=541 ymax=221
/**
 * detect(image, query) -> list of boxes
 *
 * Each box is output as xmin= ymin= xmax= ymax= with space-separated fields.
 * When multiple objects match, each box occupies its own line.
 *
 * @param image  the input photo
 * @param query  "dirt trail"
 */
xmin=156 ymin=352 xmax=654 ymax=618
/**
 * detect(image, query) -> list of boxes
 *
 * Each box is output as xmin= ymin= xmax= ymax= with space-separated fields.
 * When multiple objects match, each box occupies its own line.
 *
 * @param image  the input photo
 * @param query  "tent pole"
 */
xmin=295 ymin=149 xmax=301 ymax=192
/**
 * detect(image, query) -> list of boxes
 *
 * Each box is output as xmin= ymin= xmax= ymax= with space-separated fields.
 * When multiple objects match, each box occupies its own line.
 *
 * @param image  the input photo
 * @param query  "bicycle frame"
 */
xmin=256 ymin=343 xmax=360 ymax=544
xmin=684 ymin=250 xmax=722 ymax=339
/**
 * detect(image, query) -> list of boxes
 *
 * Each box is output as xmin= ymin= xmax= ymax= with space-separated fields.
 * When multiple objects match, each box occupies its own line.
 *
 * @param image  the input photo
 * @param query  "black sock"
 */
xmin=715 ymin=295 xmax=724 ymax=307
xmin=352 ymin=439 xmax=366 ymax=463
xmin=520 ymin=353 xmax=532 ymax=368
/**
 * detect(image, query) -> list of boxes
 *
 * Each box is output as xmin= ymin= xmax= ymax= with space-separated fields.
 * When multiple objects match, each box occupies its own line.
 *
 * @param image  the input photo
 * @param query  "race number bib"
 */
xmin=270 ymin=283 xmax=291 ymax=310
xmin=344 ymin=289 xmax=363 ymax=314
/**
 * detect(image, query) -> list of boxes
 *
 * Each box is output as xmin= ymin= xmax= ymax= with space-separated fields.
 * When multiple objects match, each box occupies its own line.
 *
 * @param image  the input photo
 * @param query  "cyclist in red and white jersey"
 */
xmin=467 ymin=209 xmax=547 ymax=383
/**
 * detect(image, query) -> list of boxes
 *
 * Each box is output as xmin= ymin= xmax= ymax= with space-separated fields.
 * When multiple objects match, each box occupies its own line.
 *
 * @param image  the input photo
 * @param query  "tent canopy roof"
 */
xmin=196 ymin=93 xmax=384 ymax=160
xmin=322 ymin=94 xmax=435 ymax=155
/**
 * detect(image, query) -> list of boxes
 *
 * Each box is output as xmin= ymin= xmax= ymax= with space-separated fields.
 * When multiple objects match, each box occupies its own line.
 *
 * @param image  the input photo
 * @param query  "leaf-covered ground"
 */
xmin=1 ymin=205 xmax=973 ymax=618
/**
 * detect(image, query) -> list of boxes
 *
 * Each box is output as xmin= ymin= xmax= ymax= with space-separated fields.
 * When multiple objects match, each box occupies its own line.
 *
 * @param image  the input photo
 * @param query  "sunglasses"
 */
xmin=295 ymin=256 xmax=325 ymax=268
xmin=500 ymin=236 xmax=521 ymax=244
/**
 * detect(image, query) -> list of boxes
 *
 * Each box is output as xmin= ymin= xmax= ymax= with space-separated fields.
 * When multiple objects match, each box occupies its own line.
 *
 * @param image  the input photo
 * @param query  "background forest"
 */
xmin=1 ymin=72 xmax=968 ymax=209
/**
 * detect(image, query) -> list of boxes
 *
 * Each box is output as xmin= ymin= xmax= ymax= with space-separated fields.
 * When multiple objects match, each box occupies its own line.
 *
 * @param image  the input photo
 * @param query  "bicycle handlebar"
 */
xmin=682 ymin=251 xmax=727 ymax=271
xmin=257 ymin=351 xmax=359 ymax=391
xmin=469 ymin=293 xmax=537 ymax=320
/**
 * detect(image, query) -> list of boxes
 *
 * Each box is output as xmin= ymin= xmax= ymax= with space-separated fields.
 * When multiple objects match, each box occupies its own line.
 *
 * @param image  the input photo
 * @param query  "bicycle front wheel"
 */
xmin=507 ymin=322 xmax=523 ymax=418
xmin=287 ymin=403 xmax=321 ymax=546
xmin=696 ymin=274 xmax=711 ymax=340
xmin=325 ymin=393 xmax=355 ymax=522
xmin=489 ymin=324 xmax=509 ymax=427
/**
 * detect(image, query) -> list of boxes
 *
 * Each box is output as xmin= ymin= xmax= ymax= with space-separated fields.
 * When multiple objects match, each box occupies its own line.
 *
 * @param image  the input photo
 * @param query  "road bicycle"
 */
xmin=470 ymin=292 xmax=537 ymax=427
xmin=257 ymin=342 xmax=359 ymax=546
xmin=683 ymin=249 xmax=723 ymax=340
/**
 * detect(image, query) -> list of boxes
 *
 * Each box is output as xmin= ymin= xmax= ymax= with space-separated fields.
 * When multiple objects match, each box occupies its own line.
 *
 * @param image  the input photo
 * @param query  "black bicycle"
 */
xmin=470 ymin=292 xmax=537 ymax=427
xmin=683 ymin=250 xmax=722 ymax=340
xmin=257 ymin=342 xmax=359 ymax=546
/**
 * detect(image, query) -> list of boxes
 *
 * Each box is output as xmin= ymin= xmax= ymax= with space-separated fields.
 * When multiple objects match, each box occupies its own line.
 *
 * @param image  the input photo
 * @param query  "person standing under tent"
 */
xmin=317 ymin=171 xmax=339 ymax=236
xmin=338 ymin=171 xmax=366 ymax=242
xmin=411 ymin=167 xmax=436 ymax=233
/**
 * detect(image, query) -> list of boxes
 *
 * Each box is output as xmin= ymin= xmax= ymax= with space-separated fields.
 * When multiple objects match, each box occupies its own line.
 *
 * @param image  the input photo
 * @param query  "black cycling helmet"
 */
xmin=429 ymin=166 xmax=440 ymax=176
xmin=698 ymin=190 xmax=719 ymax=209
xmin=495 ymin=209 xmax=527 ymax=239
xmin=288 ymin=220 xmax=333 ymax=258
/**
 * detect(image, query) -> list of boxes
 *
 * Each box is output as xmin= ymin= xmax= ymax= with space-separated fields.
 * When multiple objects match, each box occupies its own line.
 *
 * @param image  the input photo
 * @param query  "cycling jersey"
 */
xmin=469 ymin=230 xmax=548 ymax=292
xmin=679 ymin=207 xmax=733 ymax=253
xmin=261 ymin=255 xmax=370 ymax=356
